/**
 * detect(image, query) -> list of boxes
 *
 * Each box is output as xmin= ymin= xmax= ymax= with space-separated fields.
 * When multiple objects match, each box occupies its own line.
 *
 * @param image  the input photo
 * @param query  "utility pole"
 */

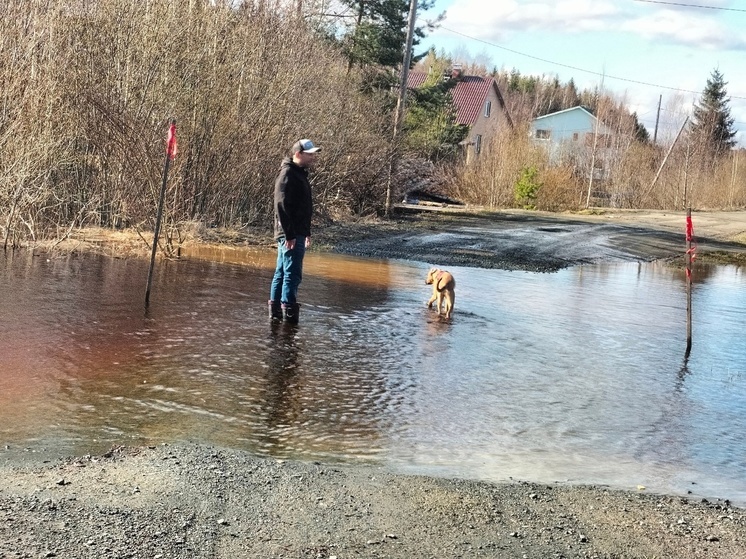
xmin=730 ymin=150 xmax=739 ymax=207
xmin=585 ymin=73 xmax=605 ymax=209
xmin=384 ymin=0 xmax=418 ymax=216
xmin=653 ymin=94 xmax=662 ymax=144
xmin=647 ymin=116 xmax=689 ymax=200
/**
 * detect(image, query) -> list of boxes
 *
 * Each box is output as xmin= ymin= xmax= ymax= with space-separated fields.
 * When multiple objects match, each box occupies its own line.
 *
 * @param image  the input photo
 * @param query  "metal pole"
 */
xmin=384 ymin=0 xmax=418 ymax=216
xmin=685 ymin=207 xmax=692 ymax=359
xmin=145 ymin=119 xmax=176 ymax=306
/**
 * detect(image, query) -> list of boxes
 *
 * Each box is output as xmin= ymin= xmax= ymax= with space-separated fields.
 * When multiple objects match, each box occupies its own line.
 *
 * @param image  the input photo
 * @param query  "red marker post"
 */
xmin=685 ymin=208 xmax=696 ymax=358
xmin=145 ymin=119 xmax=177 ymax=306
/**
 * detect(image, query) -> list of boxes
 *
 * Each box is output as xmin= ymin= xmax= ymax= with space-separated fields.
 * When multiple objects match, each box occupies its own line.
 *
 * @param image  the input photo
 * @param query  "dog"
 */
xmin=425 ymin=268 xmax=456 ymax=319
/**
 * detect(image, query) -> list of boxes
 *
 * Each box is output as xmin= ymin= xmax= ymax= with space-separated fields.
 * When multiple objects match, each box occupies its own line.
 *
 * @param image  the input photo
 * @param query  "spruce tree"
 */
xmin=336 ymin=0 xmax=434 ymax=72
xmin=631 ymin=112 xmax=650 ymax=144
xmin=403 ymin=77 xmax=468 ymax=161
xmin=690 ymin=68 xmax=736 ymax=158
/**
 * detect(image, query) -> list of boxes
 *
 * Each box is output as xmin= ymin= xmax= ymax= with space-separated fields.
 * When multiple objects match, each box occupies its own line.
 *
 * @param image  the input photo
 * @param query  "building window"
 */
xmin=484 ymin=101 xmax=491 ymax=118
xmin=536 ymin=129 xmax=550 ymax=140
xmin=475 ymin=134 xmax=482 ymax=154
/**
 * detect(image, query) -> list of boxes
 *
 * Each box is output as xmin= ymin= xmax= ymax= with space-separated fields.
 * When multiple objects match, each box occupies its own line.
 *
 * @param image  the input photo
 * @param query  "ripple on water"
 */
xmin=1 ymin=251 xmax=745 ymax=504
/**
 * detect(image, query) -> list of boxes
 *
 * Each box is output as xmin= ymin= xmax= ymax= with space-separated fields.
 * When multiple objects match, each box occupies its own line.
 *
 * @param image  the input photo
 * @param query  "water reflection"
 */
xmin=262 ymin=323 xmax=302 ymax=441
xmin=1 ymin=248 xmax=745 ymax=506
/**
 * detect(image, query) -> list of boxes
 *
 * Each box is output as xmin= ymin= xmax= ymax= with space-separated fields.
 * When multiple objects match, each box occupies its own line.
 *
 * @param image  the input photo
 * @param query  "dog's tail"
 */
xmin=436 ymin=273 xmax=451 ymax=292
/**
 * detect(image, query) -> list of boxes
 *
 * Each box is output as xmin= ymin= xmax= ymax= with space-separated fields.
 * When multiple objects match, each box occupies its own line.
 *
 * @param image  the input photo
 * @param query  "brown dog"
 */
xmin=426 ymin=268 xmax=456 ymax=319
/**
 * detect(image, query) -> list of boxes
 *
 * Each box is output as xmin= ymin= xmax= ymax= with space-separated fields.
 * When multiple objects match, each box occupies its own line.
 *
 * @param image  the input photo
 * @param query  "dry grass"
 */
xmin=1 ymin=0 xmax=743 ymax=251
xmin=0 ymin=0 xmax=393 ymax=247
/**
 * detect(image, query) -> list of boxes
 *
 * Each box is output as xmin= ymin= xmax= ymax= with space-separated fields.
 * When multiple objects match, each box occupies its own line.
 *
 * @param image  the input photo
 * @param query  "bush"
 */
xmin=0 ymin=0 xmax=394 ymax=245
xmin=514 ymin=166 xmax=542 ymax=209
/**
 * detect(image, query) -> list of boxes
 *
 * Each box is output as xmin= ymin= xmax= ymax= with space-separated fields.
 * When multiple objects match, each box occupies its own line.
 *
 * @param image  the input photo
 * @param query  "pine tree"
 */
xmin=690 ymin=68 xmax=736 ymax=158
xmin=403 ymin=49 xmax=468 ymax=160
xmin=631 ymin=112 xmax=650 ymax=144
xmin=403 ymin=78 xmax=468 ymax=161
xmin=336 ymin=0 xmax=434 ymax=72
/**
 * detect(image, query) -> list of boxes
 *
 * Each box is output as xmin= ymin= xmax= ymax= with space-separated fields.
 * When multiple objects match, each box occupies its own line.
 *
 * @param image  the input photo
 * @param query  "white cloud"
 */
xmin=436 ymin=0 xmax=621 ymax=40
xmin=427 ymin=0 xmax=746 ymax=144
xmin=436 ymin=0 xmax=746 ymax=51
xmin=622 ymin=9 xmax=746 ymax=50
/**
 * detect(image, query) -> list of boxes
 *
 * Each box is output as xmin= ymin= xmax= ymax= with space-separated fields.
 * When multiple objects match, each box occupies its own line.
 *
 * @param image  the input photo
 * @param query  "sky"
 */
xmin=417 ymin=0 xmax=746 ymax=146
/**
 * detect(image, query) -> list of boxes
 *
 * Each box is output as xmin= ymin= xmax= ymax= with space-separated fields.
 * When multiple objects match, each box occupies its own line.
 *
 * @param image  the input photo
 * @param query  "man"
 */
xmin=268 ymin=138 xmax=321 ymax=324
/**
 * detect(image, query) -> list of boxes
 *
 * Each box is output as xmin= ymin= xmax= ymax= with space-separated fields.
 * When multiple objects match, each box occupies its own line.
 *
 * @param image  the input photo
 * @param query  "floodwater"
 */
xmin=1 ymin=247 xmax=745 ymax=505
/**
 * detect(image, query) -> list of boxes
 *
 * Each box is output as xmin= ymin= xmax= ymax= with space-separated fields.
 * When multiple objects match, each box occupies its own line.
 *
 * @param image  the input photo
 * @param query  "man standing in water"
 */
xmin=268 ymin=138 xmax=321 ymax=325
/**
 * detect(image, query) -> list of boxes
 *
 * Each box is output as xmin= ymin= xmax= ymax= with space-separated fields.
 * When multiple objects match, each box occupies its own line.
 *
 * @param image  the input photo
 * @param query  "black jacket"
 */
xmin=273 ymin=157 xmax=313 ymax=241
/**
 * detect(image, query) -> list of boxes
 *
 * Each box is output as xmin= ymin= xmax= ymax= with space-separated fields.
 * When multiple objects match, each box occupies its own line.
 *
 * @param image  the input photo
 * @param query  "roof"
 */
xmin=406 ymin=72 xmax=501 ymax=126
xmin=532 ymin=106 xmax=595 ymax=122
xmin=531 ymin=105 xmax=613 ymax=136
xmin=407 ymin=72 xmax=427 ymax=89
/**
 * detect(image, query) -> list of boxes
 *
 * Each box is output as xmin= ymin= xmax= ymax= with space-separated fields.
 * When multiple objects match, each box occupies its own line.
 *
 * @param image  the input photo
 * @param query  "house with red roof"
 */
xmin=407 ymin=67 xmax=513 ymax=163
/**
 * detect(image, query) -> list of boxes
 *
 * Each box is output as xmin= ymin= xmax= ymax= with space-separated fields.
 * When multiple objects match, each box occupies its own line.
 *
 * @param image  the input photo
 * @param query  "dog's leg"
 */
xmin=444 ymin=290 xmax=453 ymax=319
xmin=435 ymin=292 xmax=444 ymax=315
xmin=427 ymin=293 xmax=436 ymax=309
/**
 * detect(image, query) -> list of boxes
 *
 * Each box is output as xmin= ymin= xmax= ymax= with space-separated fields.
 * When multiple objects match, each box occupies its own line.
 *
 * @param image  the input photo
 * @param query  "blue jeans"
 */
xmin=269 ymin=236 xmax=306 ymax=304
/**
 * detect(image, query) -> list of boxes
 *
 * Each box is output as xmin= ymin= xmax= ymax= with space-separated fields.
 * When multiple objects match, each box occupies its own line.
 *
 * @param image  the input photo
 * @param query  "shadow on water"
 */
xmin=1 ymin=248 xmax=745 ymax=505
xmin=262 ymin=322 xmax=302 ymax=448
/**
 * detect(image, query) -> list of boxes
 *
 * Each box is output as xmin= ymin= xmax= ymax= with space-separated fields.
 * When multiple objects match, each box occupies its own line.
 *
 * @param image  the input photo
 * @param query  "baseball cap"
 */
xmin=292 ymin=138 xmax=321 ymax=154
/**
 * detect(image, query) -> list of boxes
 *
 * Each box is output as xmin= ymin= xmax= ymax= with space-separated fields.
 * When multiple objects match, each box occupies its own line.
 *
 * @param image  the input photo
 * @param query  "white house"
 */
xmin=531 ymin=106 xmax=614 ymax=149
xmin=530 ymin=106 xmax=616 ymax=180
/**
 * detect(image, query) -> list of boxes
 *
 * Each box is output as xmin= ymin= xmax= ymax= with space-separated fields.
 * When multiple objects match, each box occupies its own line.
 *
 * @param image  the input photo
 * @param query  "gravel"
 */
xmin=1 ymin=443 xmax=744 ymax=559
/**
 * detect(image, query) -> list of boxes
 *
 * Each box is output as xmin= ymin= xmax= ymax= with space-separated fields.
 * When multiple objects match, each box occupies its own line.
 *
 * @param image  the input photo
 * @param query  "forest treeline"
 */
xmin=1 ymin=0 xmax=743 ymax=248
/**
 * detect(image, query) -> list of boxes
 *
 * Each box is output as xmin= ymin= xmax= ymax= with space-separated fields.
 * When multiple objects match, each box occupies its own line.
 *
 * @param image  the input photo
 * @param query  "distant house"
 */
xmin=408 ymin=68 xmax=513 ymax=163
xmin=530 ymin=106 xmax=615 ymax=179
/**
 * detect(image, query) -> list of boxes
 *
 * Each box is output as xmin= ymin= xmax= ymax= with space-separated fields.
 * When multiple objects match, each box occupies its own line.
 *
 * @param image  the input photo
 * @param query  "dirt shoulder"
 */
xmin=1 ymin=443 xmax=744 ymax=559
xmin=44 ymin=207 xmax=746 ymax=272
xmin=312 ymin=207 xmax=746 ymax=271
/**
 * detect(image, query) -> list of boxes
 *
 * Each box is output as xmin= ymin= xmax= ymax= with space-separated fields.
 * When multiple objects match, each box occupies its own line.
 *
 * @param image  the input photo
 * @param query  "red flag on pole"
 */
xmin=166 ymin=120 xmax=177 ymax=160
xmin=685 ymin=214 xmax=697 ymax=279
xmin=146 ymin=119 xmax=177 ymax=306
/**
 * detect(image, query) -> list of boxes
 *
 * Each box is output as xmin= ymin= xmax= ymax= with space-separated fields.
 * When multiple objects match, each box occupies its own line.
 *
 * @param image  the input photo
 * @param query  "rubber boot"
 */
xmin=268 ymin=300 xmax=283 ymax=321
xmin=282 ymin=302 xmax=300 ymax=325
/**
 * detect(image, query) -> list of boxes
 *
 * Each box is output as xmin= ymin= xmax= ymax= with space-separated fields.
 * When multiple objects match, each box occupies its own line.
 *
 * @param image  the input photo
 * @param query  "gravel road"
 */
xmin=314 ymin=207 xmax=746 ymax=271
xmin=1 ymin=443 xmax=745 ymax=559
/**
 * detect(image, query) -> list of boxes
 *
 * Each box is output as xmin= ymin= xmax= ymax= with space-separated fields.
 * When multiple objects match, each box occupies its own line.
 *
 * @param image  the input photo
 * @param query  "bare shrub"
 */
xmin=446 ymin=108 xmax=742 ymax=213
xmin=0 ymin=0 xmax=392 ymax=245
xmin=535 ymin=166 xmax=578 ymax=211
xmin=448 ymin=125 xmax=550 ymax=209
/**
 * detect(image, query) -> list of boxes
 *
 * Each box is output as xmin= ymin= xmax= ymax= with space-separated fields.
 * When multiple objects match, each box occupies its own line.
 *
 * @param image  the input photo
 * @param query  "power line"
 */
xmin=633 ymin=0 xmax=746 ymax=12
xmin=435 ymin=25 xmax=746 ymax=101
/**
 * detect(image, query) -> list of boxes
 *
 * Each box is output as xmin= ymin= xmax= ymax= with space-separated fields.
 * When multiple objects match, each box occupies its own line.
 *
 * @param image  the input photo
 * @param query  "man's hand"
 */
xmin=284 ymin=237 xmax=310 ymax=250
